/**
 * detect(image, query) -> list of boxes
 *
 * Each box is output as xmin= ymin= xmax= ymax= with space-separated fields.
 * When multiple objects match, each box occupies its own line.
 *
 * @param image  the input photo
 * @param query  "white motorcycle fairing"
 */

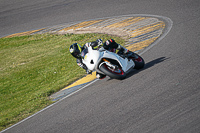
xmin=82 ymin=46 xmax=102 ymax=71
xmin=82 ymin=46 xmax=135 ymax=75
xmin=98 ymin=50 xmax=135 ymax=72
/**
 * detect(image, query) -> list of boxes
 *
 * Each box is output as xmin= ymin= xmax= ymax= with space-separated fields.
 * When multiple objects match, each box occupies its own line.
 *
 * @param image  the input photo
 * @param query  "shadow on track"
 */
xmin=126 ymin=57 xmax=170 ymax=79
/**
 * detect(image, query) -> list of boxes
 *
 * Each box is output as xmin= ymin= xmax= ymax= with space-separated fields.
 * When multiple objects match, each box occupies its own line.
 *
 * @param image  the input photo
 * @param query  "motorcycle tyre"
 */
xmin=131 ymin=53 xmax=145 ymax=70
xmin=99 ymin=64 xmax=126 ymax=80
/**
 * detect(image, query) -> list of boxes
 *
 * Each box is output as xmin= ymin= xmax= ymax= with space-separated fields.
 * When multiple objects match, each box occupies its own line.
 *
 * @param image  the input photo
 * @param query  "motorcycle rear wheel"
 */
xmin=130 ymin=53 xmax=145 ymax=70
xmin=99 ymin=63 xmax=126 ymax=80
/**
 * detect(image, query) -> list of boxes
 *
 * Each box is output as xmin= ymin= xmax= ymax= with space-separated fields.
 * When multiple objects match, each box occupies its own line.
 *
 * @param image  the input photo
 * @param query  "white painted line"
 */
xmin=139 ymin=16 xmax=173 ymax=55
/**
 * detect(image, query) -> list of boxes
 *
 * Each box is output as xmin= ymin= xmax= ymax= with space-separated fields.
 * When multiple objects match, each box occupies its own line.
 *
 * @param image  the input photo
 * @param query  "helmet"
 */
xmin=69 ymin=43 xmax=82 ymax=58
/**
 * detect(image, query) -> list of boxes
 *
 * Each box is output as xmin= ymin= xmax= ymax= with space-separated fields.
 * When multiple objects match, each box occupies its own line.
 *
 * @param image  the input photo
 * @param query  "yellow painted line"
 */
xmin=106 ymin=17 xmax=146 ymax=28
xmin=4 ymin=28 xmax=45 ymax=38
xmin=62 ymin=71 xmax=97 ymax=90
xmin=60 ymin=20 xmax=103 ymax=32
xmin=126 ymin=37 xmax=158 ymax=52
xmin=130 ymin=22 xmax=165 ymax=38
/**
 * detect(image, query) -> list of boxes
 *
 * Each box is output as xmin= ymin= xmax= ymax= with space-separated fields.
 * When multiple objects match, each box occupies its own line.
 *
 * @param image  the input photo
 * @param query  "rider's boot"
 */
xmin=117 ymin=45 xmax=137 ymax=58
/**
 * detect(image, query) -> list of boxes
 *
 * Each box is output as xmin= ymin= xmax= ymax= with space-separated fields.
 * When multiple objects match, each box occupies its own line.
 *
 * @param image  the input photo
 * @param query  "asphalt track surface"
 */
xmin=1 ymin=0 xmax=200 ymax=133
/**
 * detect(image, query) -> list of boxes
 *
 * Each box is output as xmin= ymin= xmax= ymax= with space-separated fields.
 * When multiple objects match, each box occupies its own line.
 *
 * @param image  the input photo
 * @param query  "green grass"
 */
xmin=0 ymin=33 xmax=125 ymax=131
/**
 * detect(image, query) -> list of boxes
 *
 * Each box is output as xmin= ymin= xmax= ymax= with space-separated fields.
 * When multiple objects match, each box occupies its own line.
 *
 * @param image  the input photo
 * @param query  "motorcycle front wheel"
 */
xmin=99 ymin=63 xmax=126 ymax=80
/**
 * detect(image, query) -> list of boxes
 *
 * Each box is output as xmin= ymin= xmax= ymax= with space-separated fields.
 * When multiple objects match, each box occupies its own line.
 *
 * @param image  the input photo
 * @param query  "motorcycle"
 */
xmin=81 ymin=46 xmax=145 ymax=79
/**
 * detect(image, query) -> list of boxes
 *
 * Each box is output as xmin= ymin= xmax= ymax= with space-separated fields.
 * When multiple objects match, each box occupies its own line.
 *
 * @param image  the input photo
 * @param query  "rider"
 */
xmin=69 ymin=39 xmax=132 ymax=79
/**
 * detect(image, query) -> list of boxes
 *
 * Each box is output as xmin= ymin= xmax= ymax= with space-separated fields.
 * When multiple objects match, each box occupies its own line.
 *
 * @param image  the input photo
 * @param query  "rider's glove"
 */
xmin=96 ymin=39 xmax=103 ymax=46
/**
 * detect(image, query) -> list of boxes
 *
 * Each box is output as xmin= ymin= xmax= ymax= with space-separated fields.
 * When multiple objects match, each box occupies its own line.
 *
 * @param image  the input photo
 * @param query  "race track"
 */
xmin=1 ymin=0 xmax=200 ymax=133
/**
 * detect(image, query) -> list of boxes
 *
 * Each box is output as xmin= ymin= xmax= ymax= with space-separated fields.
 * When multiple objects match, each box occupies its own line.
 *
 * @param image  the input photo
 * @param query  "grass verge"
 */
xmin=0 ymin=33 xmax=125 ymax=131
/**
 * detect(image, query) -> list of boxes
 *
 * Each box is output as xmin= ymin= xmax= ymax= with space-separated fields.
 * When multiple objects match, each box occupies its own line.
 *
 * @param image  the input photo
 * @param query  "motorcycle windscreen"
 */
xmin=81 ymin=48 xmax=88 ymax=59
